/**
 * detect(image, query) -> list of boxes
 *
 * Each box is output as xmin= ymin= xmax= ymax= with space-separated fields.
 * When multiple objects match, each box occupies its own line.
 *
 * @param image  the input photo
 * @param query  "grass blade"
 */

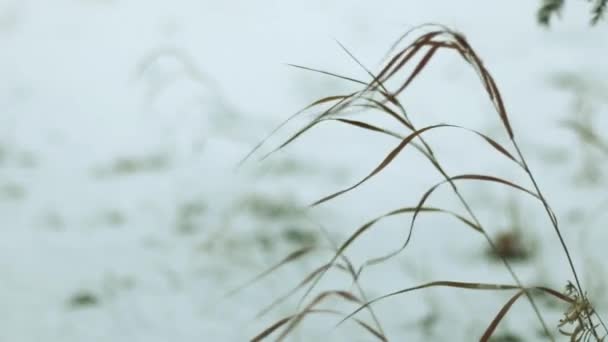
xmin=480 ymin=289 xmax=527 ymax=341
xmin=337 ymin=281 xmax=521 ymax=327
xmin=226 ymin=246 xmax=317 ymax=297
xmin=310 ymin=123 xmax=449 ymax=207
xmin=276 ymin=290 xmax=363 ymax=341
xmin=251 ymin=308 xmax=386 ymax=342
xmin=354 ymin=174 xmax=539 ymax=274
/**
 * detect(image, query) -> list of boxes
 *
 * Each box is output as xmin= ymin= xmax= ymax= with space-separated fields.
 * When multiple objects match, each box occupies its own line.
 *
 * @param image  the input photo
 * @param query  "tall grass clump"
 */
xmin=238 ymin=25 xmax=608 ymax=341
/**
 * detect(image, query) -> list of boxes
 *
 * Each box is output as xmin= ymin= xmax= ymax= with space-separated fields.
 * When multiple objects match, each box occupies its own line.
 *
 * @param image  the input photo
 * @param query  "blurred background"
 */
xmin=1 ymin=1 xmax=607 ymax=341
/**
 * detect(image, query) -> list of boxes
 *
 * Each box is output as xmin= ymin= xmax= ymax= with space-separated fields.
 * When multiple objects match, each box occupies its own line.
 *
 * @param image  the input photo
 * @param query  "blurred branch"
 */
xmin=537 ymin=0 xmax=607 ymax=26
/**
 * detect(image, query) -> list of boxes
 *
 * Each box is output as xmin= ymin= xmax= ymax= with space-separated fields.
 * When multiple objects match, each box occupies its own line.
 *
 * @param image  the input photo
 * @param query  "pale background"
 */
xmin=1 ymin=1 xmax=607 ymax=341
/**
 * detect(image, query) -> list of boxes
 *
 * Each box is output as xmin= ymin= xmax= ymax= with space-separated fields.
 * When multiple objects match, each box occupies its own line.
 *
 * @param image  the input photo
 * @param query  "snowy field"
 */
xmin=1 ymin=1 xmax=608 ymax=341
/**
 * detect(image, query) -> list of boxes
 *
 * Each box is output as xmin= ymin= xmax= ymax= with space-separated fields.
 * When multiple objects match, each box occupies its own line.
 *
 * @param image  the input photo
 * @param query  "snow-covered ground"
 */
xmin=1 ymin=1 xmax=607 ymax=341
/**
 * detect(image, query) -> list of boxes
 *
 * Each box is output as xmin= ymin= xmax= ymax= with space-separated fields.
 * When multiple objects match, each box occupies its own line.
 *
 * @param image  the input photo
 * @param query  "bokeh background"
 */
xmin=1 ymin=1 xmax=607 ymax=341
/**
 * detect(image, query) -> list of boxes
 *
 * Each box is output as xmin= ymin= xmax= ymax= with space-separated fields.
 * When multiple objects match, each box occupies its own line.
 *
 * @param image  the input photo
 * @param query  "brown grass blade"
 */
xmin=334 ymin=39 xmax=391 ymax=96
xmin=276 ymin=290 xmax=363 ymax=341
xmin=381 ymin=24 xmax=454 ymax=63
xmin=392 ymin=43 xmax=441 ymax=97
xmin=337 ymin=281 xmax=521 ymax=327
xmin=534 ymin=286 xmax=574 ymax=304
xmin=377 ymin=31 xmax=445 ymax=84
xmin=255 ymin=262 xmax=340 ymax=318
xmin=359 ymin=98 xmax=413 ymax=129
xmin=321 ymin=117 xmax=435 ymax=176
xmin=295 ymin=205 xmax=482 ymax=320
xmin=344 ymin=112 xmax=518 ymax=165
xmin=332 ymin=116 xmax=505 ymax=190
xmin=239 ymin=93 xmax=357 ymax=166
xmin=376 ymin=29 xmax=514 ymax=139
xmin=311 ymin=123 xmax=522 ymax=207
xmin=251 ymin=316 xmax=290 ymax=342
xmin=286 ymin=63 xmax=368 ymax=85
xmin=280 ymin=30 xmax=516 ymax=167
xmin=225 ymin=246 xmax=317 ymax=297
xmin=408 ymin=173 xmax=539 ymax=244
xmin=352 ymin=317 xmax=388 ymax=342
xmin=449 ymin=32 xmax=514 ymax=139
xmin=382 ymin=40 xmax=460 ymax=91
xmin=352 ymin=93 xmax=518 ymax=165
xmin=484 ymin=73 xmax=512 ymax=139
xmin=286 ymin=61 xmax=413 ymax=127
xmin=479 ymin=286 xmax=575 ymax=341
xmin=480 ymin=289 xmax=527 ymax=342
xmin=475 ymin=133 xmax=519 ymax=165
xmin=329 ymin=118 xmax=405 ymax=139
xmin=337 ymin=281 xmax=574 ymax=338
xmin=251 ymin=308 xmax=386 ymax=342
xmin=310 ymin=123 xmax=449 ymax=207
xmin=352 ymin=174 xmax=539 ymax=274
xmin=336 ymin=206 xmax=481 ymax=270
xmin=259 ymin=90 xmax=394 ymax=162
xmin=314 ymin=222 xmax=387 ymax=337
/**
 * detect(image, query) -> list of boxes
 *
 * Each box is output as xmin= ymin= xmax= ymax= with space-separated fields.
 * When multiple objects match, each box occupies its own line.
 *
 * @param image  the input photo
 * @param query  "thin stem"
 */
xmin=284 ymin=47 xmax=554 ymax=339
xmin=316 ymin=222 xmax=387 ymax=337
xmin=512 ymin=142 xmax=604 ymax=339
xmin=376 ymin=88 xmax=554 ymax=339
xmin=405 ymin=128 xmax=553 ymax=340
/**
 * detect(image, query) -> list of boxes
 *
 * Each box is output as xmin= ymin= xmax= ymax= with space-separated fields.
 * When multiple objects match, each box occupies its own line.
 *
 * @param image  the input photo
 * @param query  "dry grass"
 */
xmin=238 ymin=25 xmax=608 ymax=341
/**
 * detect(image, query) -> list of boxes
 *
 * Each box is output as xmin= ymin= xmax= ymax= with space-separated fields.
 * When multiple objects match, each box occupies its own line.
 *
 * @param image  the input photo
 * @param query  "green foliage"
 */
xmin=68 ymin=291 xmax=99 ymax=308
xmin=93 ymin=153 xmax=169 ymax=178
xmin=538 ymin=0 xmax=564 ymax=26
xmin=591 ymin=0 xmax=608 ymax=25
xmin=538 ymin=0 xmax=607 ymax=26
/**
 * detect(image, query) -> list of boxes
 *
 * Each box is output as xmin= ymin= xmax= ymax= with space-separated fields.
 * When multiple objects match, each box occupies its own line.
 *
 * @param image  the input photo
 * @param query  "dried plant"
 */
xmin=239 ymin=25 xmax=608 ymax=341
